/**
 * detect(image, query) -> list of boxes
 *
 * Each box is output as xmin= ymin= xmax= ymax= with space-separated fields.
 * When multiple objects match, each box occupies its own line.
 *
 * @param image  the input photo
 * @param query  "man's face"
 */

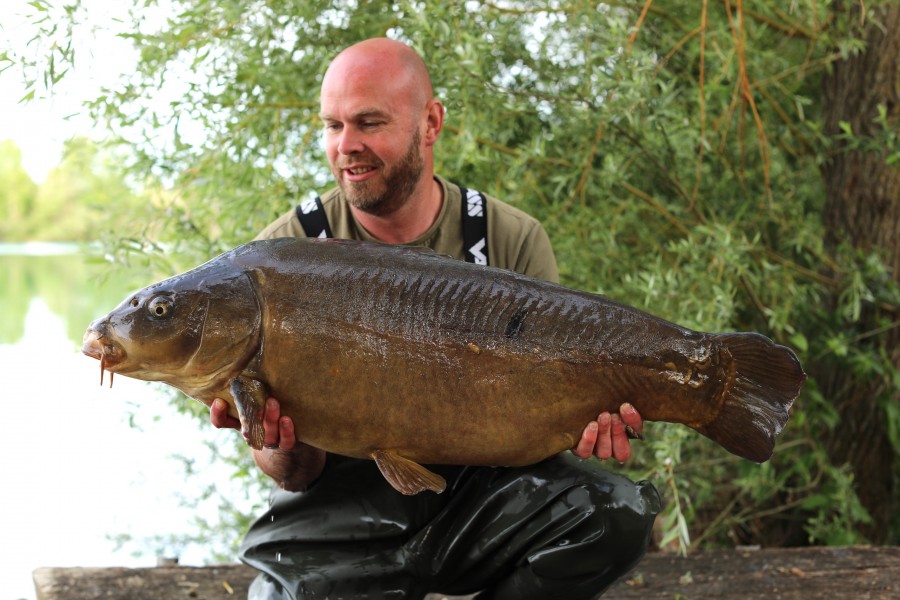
xmin=319 ymin=71 xmax=427 ymax=217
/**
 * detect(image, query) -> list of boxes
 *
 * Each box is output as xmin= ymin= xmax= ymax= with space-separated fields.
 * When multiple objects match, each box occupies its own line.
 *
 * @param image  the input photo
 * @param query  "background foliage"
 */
xmin=6 ymin=0 xmax=898 ymax=555
xmin=0 ymin=138 xmax=140 ymax=242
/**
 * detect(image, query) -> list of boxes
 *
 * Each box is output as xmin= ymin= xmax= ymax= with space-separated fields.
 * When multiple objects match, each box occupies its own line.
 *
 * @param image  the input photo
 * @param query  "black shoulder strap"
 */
xmin=294 ymin=189 xmax=488 ymax=265
xmin=295 ymin=196 xmax=333 ymax=238
xmin=458 ymin=185 xmax=489 ymax=266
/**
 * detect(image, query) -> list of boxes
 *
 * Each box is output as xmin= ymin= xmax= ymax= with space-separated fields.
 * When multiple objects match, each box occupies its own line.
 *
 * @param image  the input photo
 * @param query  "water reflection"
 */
xmin=0 ymin=247 xmax=254 ymax=600
xmin=1 ymin=245 xmax=131 ymax=345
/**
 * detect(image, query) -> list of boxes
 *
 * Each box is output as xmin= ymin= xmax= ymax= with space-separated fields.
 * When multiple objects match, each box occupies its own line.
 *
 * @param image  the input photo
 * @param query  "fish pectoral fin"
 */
xmin=230 ymin=376 xmax=268 ymax=450
xmin=370 ymin=450 xmax=446 ymax=496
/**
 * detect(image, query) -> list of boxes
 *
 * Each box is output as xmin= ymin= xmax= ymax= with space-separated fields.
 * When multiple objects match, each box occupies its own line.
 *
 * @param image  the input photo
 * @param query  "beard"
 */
xmin=334 ymin=128 xmax=424 ymax=217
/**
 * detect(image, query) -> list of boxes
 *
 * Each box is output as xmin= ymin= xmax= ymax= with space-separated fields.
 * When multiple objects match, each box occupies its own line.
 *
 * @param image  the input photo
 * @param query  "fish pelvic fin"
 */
xmin=370 ymin=450 xmax=447 ymax=496
xmin=697 ymin=333 xmax=807 ymax=462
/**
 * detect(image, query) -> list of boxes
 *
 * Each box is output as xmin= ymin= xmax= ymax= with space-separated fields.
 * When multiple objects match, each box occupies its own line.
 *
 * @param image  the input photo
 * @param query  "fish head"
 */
xmin=82 ymin=264 xmax=262 ymax=394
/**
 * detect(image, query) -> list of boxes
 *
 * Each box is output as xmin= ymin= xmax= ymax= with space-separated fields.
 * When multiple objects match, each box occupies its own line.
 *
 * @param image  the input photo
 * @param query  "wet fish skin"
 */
xmin=83 ymin=237 xmax=806 ymax=495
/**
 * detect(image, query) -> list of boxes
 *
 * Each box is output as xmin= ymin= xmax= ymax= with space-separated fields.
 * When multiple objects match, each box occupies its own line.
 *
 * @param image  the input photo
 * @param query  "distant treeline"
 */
xmin=0 ymin=137 xmax=144 ymax=242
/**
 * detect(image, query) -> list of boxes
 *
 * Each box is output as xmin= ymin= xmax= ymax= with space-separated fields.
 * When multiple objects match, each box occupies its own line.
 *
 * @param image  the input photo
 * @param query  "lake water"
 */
xmin=0 ymin=245 xmax=257 ymax=600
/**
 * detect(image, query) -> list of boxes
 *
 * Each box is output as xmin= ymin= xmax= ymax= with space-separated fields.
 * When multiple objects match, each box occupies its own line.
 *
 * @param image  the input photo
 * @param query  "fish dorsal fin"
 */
xmin=370 ymin=450 xmax=446 ymax=495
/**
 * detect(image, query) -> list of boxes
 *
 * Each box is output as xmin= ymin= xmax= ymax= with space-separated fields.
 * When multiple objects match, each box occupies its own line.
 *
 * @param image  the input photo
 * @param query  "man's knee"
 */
xmin=517 ymin=461 xmax=660 ymax=588
xmin=481 ymin=472 xmax=659 ymax=600
xmin=578 ymin=472 xmax=659 ymax=563
xmin=532 ymin=455 xmax=660 ymax=537
xmin=543 ymin=469 xmax=657 ymax=552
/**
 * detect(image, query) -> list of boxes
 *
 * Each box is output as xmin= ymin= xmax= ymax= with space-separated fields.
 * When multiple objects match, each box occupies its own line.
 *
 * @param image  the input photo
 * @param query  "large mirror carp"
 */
xmin=83 ymin=237 xmax=806 ymax=495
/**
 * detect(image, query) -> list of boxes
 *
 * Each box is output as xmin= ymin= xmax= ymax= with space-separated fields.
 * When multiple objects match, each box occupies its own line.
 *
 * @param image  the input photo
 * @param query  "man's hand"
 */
xmin=210 ymin=398 xmax=297 ymax=451
xmin=572 ymin=403 xmax=643 ymax=462
xmin=209 ymin=397 xmax=323 ymax=490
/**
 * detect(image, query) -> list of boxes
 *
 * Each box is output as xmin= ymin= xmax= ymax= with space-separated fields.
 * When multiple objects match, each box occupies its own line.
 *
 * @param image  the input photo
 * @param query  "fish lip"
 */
xmin=81 ymin=329 xmax=126 ymax=367
xmin=81 ymin=344 xmax=103 ymax=360
xmin=81 ymin=329 xmax=104 ymax=359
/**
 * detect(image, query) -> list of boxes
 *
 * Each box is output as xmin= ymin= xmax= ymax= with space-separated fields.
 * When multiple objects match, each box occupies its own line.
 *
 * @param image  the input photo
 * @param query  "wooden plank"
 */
xmin=33 ymin=564 xmax=257 ymax=600
xmin=33 ymin=546 xmax=900 ymax=600
xmin=605 ymin=546 xmax=900 ymax=599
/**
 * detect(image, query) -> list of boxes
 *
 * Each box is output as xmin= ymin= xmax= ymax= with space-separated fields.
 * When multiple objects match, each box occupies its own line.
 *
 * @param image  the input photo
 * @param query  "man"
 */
xmin=211 ymin=38 xmax=659 ymax=599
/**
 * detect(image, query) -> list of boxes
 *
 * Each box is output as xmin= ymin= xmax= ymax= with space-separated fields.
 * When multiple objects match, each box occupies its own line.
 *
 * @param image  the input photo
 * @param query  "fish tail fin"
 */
xmin=696 ymin=332 xmax=806 ymax=462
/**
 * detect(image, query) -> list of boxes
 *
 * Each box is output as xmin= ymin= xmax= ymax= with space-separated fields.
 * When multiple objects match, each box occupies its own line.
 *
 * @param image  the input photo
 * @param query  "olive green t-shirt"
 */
xmin=255 ymin=175 xmax=559 ymax=283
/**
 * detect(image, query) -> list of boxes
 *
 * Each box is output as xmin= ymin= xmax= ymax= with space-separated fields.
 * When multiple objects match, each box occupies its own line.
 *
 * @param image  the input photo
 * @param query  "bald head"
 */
xmin=322 ymin=38 xmax=434 ymax=109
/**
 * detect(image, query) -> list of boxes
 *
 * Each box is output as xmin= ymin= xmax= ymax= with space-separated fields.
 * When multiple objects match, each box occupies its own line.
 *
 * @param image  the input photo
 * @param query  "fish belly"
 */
xmin=269 ymin=341 xmax=616 ymax=466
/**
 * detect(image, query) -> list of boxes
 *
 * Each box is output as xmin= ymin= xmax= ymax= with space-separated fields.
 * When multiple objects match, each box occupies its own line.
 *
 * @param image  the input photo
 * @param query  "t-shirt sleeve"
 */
xmin=513 ymin=221 xmax=560 ymax=283
xmin=485 ymin=195 xmax=560 ymax=284
xmin=254 ymin=209 xmax=306 ymax=241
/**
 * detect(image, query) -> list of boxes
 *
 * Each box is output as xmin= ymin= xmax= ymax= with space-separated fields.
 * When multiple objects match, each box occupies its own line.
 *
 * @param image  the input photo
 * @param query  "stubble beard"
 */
xmin=335 ymin=128 xmax=424 ymax=218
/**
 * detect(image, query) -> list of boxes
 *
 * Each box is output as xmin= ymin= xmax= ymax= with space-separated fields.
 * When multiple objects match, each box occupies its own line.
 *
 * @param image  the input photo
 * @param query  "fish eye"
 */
xmin=147 ymin=296 xmax=173 ymax=318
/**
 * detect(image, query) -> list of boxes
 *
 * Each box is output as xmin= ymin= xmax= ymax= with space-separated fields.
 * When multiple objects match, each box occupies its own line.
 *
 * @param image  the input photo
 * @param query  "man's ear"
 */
xmin=423 ymin=99 xmax=444 ymax=147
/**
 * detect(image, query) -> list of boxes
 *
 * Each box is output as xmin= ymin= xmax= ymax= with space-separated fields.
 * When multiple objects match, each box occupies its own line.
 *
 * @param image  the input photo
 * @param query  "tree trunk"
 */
xmin=820 ymin=0 xmax=900 ymax=543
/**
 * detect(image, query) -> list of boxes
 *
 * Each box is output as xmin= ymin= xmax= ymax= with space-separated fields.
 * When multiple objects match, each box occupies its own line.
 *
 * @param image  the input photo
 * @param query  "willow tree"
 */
xmin=13 ymin=0 xmax=898 ymax=550
xmin=819 ymin=0 xmax=900 ymax=543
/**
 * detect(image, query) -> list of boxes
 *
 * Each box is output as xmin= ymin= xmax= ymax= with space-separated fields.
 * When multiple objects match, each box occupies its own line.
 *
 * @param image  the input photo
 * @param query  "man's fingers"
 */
xmin=609 ymin=414 xmax=631 ymax=462
xmin=278 ymin=416 xmax=296 ymax=451
xmin=263 ymin=398 xmax=281 ymax=448
xmin=210 ymin=398 xmax=227 ymax=427
xmin=210 ymin=398 xmax=241 ymax=430
xmin=573 ymin=421 xmax=599 ymax=458
xmin=569 ymin=403 xmax=646 ymax=461
xmin=620 ymin=402 xmax=643 ymax=439
xmin=259 ymin=397 xmax=297 ymax=451
xmin=594 ymin=412 xmax=613 ymax=460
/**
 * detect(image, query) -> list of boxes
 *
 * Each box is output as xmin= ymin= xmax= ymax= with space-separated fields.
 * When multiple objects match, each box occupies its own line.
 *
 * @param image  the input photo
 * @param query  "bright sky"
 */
xmin=0 ymin=0 xmax=138 ymax=182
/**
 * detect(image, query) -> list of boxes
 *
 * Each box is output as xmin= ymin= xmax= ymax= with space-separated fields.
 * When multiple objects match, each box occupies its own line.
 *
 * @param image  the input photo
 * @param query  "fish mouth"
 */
xmin=82 ymin=327 xmax=126 ymax=387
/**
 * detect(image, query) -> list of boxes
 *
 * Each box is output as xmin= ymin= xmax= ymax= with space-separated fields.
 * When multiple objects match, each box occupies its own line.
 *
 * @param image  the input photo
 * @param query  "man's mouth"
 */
xmin=347 ymin=166 xmax=375 ymax=175
xmin=342 ymin=164 xmax=380 ymax=183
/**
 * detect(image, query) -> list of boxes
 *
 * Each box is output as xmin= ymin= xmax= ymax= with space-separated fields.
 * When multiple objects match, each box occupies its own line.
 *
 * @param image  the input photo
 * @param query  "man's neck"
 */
xmin=350 ymin=176 xmax=443 ymax=244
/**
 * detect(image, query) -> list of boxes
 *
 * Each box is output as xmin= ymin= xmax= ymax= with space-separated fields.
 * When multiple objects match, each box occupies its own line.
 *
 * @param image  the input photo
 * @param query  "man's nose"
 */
xmin=337 ymin=129 xmax=365 ymax=155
